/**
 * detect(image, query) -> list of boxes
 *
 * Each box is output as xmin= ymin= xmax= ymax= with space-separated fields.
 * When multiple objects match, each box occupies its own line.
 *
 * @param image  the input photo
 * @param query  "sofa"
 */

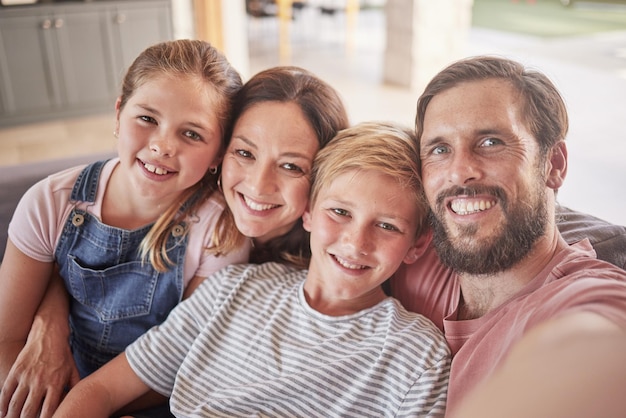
xmin=1 ymin=153 xmax=625 ymax=269
xmin=1 ymin=152 xmax=115 ymax=262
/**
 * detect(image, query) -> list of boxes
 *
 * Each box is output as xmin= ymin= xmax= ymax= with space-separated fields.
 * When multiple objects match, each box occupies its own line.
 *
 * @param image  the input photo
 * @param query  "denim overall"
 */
xmin=55 ymin=161 xmax=187 ymax=378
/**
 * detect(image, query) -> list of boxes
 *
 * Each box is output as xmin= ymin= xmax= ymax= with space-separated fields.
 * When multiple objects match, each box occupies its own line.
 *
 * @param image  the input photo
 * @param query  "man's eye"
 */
xmin=432 ymin=145 xmax=448 ymax=155
xmin=481 ymin=137 xmax=502 ymax=147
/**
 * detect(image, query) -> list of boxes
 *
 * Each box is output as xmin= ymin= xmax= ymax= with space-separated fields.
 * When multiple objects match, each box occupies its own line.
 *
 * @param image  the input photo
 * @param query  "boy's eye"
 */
xmin=332 ymin=208 xmax=349 ymax=217
xmin=378 ymin=222 xmax=400 ymax=232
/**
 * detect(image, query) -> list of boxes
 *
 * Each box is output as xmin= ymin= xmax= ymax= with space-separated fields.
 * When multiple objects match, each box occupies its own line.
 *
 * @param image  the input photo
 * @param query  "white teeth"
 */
xmin=451 ymin=200 xmax=494 ymax=215
xmin=334 ymin=255 xmax=366 ymax=270
xmin=144 ymin=163 xmax=169 ymax=175
xmin=243 ymin=195 xmax=278 ymax=211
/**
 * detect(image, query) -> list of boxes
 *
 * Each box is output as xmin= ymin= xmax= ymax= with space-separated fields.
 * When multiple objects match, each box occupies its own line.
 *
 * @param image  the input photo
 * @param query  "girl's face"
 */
xmin=115 ymin=74 xmax=222 ymax=208
xmin=221 ymin=101 xmax=320 ymax=244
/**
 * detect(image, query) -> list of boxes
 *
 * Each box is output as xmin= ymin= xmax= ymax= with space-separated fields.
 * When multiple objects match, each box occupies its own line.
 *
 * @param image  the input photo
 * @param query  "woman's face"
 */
xmin=221 ymin=101 xmax=320 ymax=244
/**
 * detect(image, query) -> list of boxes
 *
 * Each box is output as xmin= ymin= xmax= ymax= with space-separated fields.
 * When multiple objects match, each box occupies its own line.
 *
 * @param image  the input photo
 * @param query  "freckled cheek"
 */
xmin=311 ymin=217 xmax=338 ymax=249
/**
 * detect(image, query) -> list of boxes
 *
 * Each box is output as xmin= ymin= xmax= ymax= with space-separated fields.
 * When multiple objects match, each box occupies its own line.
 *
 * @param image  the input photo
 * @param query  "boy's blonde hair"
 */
xmin=310 ymin=121 xmax=428 ymax=237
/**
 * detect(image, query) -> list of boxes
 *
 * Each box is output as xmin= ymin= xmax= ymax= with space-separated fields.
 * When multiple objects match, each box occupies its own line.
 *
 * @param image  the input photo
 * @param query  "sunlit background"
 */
xmin=1 ymin=0 xmax=625 ymax=224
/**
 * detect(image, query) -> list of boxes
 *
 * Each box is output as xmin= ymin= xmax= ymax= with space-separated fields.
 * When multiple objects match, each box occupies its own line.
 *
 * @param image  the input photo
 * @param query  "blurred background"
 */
xmin=0 ymin=0 xmax=625 ymax=224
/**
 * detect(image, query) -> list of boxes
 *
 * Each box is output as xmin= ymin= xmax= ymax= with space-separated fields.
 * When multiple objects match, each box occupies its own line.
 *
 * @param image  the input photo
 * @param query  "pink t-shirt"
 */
xmin=8 ymin=159 xmax=251 ymax=287
xmin=391 ymin=232 xmax=626 ymax=413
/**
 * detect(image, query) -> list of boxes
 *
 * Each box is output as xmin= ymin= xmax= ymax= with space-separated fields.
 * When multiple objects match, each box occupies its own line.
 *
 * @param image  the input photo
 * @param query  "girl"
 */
xmin=0 ymin=39 xmax=246 ymax=417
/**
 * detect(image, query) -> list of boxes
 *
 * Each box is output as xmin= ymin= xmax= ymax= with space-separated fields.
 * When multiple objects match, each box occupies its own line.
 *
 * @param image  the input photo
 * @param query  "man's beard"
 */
xmin=430 ymin=184 xmax=548 ymax=276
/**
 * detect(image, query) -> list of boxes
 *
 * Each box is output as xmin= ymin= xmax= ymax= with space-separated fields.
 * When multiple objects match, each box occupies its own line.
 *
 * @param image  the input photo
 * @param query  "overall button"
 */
xmin=72 ymin=214 xmax=85 ymax=226
xmin=172 ymin=224 xmax=185 ymax=237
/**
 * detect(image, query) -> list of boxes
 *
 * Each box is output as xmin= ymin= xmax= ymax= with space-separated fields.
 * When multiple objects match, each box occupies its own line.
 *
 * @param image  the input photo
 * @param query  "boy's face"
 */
xmin=302 ymin=169 xmax=421 ymax=314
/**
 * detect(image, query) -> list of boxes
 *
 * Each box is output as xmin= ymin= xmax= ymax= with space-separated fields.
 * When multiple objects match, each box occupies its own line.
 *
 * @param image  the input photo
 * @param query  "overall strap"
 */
xmin=70 ymin=160 xmax=110 ymax=203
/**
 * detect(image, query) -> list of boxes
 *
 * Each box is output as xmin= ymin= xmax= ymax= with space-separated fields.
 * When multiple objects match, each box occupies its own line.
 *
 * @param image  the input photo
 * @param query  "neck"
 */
xmin=457 ymin=227 xmax=568 ymax=320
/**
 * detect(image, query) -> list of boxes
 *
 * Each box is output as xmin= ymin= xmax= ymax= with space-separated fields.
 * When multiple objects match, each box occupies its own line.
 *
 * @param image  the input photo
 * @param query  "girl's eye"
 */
xmin=184 ymin=130 xmax=202 ymax=142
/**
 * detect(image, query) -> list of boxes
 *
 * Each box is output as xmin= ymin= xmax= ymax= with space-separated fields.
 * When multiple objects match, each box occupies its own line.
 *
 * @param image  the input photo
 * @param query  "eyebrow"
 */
xmin=327 ymin=197 xmax=413 ymax=225
xmin=421 ymin=128 xmax=504 ymax=146
xmin=232 ymin=135 xmax=314 ymax=160
xmin=135 ymin=103 xmax=211 ymax=132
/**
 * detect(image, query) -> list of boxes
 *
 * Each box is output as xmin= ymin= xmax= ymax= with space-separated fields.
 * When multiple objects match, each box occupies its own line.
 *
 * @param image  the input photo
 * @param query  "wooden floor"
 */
xmin=0 ymin=112 xmax=117 ymax=166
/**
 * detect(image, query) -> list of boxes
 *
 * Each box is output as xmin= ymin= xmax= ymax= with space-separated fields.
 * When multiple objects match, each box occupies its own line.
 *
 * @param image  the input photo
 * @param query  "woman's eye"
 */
xmin=139 ymin=115 xmax=157 ymax=124
xmin=281 ymin=162 xmax=305 ymax=174
xmin=235 ymin=149 xmax=253 ymax=159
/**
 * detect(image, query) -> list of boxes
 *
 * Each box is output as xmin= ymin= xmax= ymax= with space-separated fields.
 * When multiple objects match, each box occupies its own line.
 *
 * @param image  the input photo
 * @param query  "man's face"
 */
xmin=419 ymin=79 xmax=549 ymax=275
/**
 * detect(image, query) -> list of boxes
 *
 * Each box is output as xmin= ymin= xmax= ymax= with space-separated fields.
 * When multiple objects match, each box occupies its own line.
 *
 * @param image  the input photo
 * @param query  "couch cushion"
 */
xmin=0 ymin=152 xmax=115 ymax=262
xmin=557 ymin=205 xmax=626 ymax=270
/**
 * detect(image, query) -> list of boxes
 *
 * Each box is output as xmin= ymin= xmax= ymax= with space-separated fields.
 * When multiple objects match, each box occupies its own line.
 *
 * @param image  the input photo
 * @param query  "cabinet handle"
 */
xmin=41 ymin=19 xmax=52 ymax=29
xmin=115 ymin=13 xmax=127 ymax=24
xmin=54 ymin=18 xmax=64 ymax=29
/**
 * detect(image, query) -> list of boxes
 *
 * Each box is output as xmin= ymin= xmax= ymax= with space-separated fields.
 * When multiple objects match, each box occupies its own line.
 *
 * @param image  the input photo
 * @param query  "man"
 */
xmin=390 ymin=55 xmax=626 ymax=415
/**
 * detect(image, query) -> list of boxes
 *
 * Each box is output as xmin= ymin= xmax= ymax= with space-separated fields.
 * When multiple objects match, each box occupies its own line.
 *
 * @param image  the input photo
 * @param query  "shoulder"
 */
xmin=200 ymin=262 xmax=304 ymax=291
xmin=551 ymin=240 xmax=626 ymax=283
xmin=184 ymin=192 xmax=228 ymax=233
xmin=383 ymin=298 xmax=450 ymax=358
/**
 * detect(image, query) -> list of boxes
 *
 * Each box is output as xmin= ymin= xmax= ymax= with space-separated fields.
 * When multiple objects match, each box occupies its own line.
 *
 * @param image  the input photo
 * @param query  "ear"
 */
xmin=402 ymin=227 xmax=433 ymax=265
xmin=211 ymin=154 xmax=223 ymax=169
xmin=302 ymin=205 xmax=313 ymax=233
xmin=546 ymin=141 xmax=567 ymax=190
xmin=114 ymin=97 xmax=122 ymax=136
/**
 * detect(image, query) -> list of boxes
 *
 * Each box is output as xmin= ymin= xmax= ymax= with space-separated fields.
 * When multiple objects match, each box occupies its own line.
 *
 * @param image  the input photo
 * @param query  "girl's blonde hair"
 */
xmin=310 ymin=121 xmax=429 ymax=237
xmin=118 ymin=39 xmax=242 ymax=271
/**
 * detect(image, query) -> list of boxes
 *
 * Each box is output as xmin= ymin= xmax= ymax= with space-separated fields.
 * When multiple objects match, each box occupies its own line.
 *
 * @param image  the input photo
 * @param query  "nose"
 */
xmin=448 ymin=147 xmax=483 ymax=185
xmin=246 ymin=162 xmax=277 ymax=196
xmin=342 ymin=222 xmax=373 ymax=256
xmin=150 ymin=132 xmax=176 ymax=157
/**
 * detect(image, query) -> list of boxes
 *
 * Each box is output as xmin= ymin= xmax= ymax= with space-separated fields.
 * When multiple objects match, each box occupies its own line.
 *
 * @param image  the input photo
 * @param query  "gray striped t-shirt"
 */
xmin=126 ymin=262 xmax=450 ymax=417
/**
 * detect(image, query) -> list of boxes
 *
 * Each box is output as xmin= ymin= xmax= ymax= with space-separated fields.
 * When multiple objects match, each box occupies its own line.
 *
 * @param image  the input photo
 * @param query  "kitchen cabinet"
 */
xmin=0 ymin=1 xmax=173 ymax=127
